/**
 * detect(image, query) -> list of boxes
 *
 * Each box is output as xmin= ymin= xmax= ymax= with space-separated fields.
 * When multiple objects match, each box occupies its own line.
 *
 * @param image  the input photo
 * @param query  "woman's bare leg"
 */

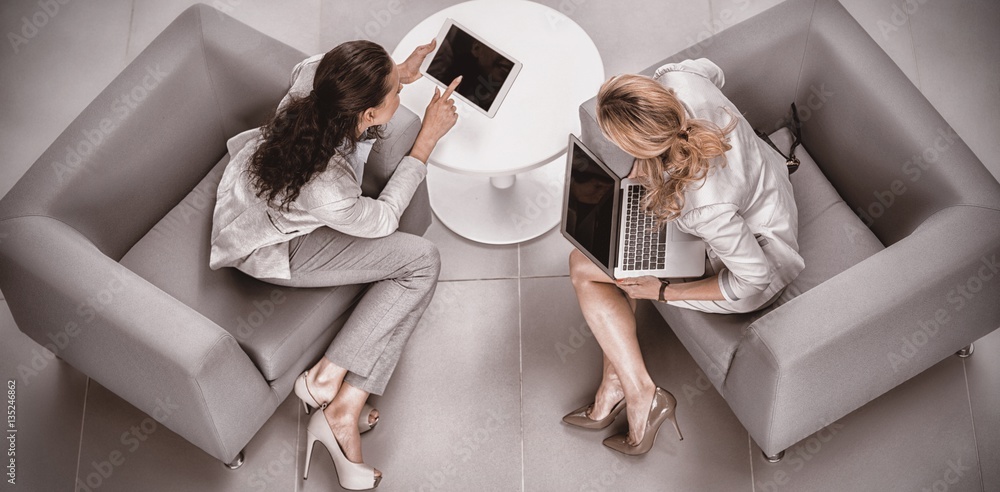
xmin=569 ymin=249 xmax=656 ymax=442
xmin=590 ymin=294 xmax=638 ymax=419
xmin=590 ymin=354 xmax=624 ymax=419
xmin=324 ymin=383 xmax=381 ymax=479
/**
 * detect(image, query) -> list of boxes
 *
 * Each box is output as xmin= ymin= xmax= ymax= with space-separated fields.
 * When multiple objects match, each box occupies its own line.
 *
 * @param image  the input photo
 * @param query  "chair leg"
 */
xmin=223 ymin=450 xmax=245 ymax=470
xmin=956 ymin=344 xmax=974 ymax=358
xmin=763 ymin=450 xmax=785 ymax=463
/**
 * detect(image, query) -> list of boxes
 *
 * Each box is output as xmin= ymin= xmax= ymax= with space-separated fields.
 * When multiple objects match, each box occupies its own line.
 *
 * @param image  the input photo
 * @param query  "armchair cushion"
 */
xmin=654 ymin=128 xmax=884 ymax=390
xmin=119 ymin=156 xmax=365 ymax=381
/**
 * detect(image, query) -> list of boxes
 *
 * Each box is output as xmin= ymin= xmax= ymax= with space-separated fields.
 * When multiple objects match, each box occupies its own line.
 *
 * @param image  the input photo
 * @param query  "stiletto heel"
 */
xmin=303 ymin=433 xmax=316 ymax=480
xmin=603 ymin=387 xmax=681 ymax=456
xmin=668 ymin=411 xmax=683 ymax=441
xmin=295 ymin=371 xmax=379 ymax=433
xmin=303 ymin=410 xmax=381 ymax=490
xmin=562 ymin=398 xmax=626 ymax=429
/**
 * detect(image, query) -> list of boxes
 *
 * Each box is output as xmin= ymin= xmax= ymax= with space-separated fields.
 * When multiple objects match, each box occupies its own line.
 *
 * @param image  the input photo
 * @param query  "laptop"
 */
xmin=561 ymin=135 xmax=706 ymax=279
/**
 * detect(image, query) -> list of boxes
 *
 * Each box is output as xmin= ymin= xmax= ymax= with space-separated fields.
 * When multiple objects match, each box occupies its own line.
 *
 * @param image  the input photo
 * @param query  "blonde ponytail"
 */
xmin=596 ymin=74 xmax=736 ymax=222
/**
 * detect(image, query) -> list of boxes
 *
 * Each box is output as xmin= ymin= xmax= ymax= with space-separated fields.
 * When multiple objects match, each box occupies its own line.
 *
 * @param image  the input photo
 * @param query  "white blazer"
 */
xmin=655 ymin=59 xmax=805 ymax=313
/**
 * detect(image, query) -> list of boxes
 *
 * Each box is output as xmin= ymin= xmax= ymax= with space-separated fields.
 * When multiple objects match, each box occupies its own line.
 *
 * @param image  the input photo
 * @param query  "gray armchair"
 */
xmin=579 ymin=0 xmax=1000 ymax=460
xmin=0 ymin=4 xmax=430 ymax=466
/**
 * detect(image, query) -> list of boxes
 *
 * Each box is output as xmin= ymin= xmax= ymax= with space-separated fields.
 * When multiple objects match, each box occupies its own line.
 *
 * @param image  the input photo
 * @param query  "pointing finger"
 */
xmin=443 ymin=76 xmax=462 ymax=100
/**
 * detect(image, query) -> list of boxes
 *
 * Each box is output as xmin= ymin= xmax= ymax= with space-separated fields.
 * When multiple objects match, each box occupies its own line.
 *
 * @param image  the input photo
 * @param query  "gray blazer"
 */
xmin=209 ymin=55 xmax=427 ymax=280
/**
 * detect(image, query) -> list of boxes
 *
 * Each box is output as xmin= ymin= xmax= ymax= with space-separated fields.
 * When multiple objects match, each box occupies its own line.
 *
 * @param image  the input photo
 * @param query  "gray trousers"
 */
xmin=263 ymin=228 xmax=440 ymax=395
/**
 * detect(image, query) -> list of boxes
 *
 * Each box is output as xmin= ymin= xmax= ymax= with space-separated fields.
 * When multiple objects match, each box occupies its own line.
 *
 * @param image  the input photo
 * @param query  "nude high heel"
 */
xmin=562 ymin=398 xmax=626 ymax=430
xmin=294 ymin=371 xmax=379 ymax=433
xmin=602 ymin=387 xmax=682 ymax=456
xmin=303 ymin=410 xmax=382 ymax=490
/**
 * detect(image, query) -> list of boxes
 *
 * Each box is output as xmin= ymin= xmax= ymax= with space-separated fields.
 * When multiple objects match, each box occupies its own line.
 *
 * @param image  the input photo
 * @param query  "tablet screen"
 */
xmin=425 ymin=24 xmax=516 ymax=113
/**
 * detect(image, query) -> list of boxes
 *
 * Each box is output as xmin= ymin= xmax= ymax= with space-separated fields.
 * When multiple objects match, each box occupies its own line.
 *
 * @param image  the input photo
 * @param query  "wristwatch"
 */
xmin=658 ymin=279 xmax=671 ymax=302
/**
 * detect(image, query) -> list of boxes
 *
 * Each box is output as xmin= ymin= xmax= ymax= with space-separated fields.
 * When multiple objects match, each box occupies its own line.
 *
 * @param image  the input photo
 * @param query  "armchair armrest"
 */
xmin=724 ymin=205 xmax=1000 ymax=455
xmin=0 ymin=216 xmax=276 ymax=462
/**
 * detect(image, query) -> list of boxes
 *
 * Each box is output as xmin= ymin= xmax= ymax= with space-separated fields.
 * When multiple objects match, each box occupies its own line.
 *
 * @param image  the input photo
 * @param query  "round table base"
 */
xmin=427 ymin=155 xmax=566 ymax=245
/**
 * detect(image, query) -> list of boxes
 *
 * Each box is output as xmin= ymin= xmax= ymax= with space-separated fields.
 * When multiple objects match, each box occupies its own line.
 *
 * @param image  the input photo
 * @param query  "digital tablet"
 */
xmin=420 ymin=19 xmax=522 ymax=118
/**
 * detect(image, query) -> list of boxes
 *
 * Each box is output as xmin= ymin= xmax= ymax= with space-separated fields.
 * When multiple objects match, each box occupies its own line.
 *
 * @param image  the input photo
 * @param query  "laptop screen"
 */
xmin=564 ymin=140 xmax=619 ymax=271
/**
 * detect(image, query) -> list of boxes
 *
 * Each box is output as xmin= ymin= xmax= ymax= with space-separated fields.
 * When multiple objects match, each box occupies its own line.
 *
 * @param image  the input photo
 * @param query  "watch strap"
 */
xmin=658 ymin=279 xmax=671 ymax=302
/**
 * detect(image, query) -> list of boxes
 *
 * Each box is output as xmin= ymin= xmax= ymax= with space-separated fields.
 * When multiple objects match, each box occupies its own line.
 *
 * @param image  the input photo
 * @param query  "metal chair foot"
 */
xmin=957 ymin=344 xmax=974 ymax=358
xmin=224 ymin=450 xmax=245 ymax=470
xmin=763 ymin=450 xmax=785 ymax=463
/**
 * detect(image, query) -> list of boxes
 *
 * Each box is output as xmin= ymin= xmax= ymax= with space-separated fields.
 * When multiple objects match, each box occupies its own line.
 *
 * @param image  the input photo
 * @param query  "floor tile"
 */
xmin=299 ymin=279 xmax=523 ymax=492
xmin=750 ymin=354 xmax=983 ymax=492
xmin=0 ymin=301 xmax=88 ymax=492
xmin=518 ymin=227 xmax=574 ymax=278
xmin=75 ymin=380 xmax=300 ymax=492
xmin=0 ymin=0 xmax=132 ymax=200
xmin=839 ymin=0 xmax=921 ymax=87
xmin=966 ymin=328 xmax=1000 ymax=492
xmin=424 ymin=216 xmax=520 ymax=281
xmin=520 ymin=277 xmax=752 ymax=492
xmin=909 ymin=0 xmax=1000 ymax=181
xmin=127 ymin=0 xmax=321 ymax=62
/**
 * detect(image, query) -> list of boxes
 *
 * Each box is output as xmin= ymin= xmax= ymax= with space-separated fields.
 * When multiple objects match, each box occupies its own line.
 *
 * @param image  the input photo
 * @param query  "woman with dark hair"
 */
xmin=210 ymin=39 xmax=460 ymax=490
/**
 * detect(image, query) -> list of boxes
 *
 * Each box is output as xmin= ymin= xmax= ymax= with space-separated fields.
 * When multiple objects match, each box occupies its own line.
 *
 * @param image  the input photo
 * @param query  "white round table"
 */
xmin=392 ymin=0 xmax=604 ymax=245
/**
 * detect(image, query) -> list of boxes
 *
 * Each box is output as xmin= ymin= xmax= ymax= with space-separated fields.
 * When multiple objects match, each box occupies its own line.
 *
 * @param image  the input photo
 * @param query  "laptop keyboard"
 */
xmin=621 ymin=184 xmax=667 ymax=271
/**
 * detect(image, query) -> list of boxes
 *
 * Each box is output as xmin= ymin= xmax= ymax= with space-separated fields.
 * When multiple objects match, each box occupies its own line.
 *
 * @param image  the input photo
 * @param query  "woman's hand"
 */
xmin=616 ymin=276 xmax=666 ymax=301
xmin=409 ymin=76 xmax=462 ymax=163
xmin=628 ymin=160 xmax=640 ymax=179
xmin=398 ymin=39 xmax=436 ymax=85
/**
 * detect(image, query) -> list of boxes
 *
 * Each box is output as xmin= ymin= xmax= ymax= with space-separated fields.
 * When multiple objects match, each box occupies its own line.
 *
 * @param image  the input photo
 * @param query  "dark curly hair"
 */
xmin=248 ymin=40 xmax=395 ymax=210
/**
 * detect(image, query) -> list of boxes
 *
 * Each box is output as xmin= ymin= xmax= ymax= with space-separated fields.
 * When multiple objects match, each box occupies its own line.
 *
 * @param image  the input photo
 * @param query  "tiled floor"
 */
xmin=1 ymin=1 xmax=998 ymax=491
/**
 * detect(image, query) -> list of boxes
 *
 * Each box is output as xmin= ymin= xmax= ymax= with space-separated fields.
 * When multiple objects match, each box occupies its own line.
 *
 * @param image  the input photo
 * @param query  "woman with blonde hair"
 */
xmin=563 ymin=59 xmax=805 ymax=455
